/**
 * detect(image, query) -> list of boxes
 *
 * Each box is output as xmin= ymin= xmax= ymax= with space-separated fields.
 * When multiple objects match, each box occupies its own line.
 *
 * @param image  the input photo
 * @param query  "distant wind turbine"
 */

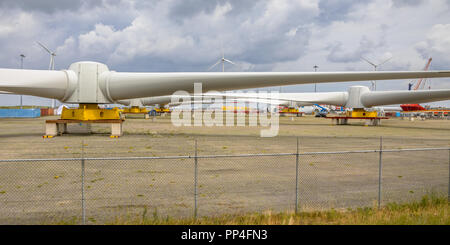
xmin=208 ymin=45 xmax=236 ymax=72
xmin=361 ymin=56 xmax=392 ymax=91
xmin=37 ymin=41 xmax=56 ymax=70
xmin=37 ymin=41 xmax=57 ymax=108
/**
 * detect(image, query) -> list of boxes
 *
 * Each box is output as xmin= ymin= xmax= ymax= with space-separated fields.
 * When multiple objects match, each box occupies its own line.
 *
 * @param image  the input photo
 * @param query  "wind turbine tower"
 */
xmin=37 ymin=41 xmax=57 ymax=108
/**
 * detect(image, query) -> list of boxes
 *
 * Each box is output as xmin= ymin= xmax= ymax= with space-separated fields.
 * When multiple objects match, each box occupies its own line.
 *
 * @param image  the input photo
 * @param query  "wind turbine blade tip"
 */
xmin=36 ymin=41 xmax=53 ymax=54
xmin=207 ymin=60 xmax=222 ymax=71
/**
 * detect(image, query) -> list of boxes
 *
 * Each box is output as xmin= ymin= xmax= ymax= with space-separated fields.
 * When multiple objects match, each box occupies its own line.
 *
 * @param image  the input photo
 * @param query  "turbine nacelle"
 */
xmin=65 ymin=61 xmax=114 ymax=104
xmin=345 ymin=86 xmax=371 ymax=108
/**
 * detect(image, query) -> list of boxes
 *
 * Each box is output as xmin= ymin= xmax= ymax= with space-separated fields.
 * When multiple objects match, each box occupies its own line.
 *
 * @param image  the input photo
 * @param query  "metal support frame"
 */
xmin=378 ymin=136 xmax=383 ymax=209
xmin=81 ymin=141 xmax=86 ymax=225
xmin=295 ymin=137 xmax=299 ymax=214
xmin=194 ymin=139 xmax=198 ymax=219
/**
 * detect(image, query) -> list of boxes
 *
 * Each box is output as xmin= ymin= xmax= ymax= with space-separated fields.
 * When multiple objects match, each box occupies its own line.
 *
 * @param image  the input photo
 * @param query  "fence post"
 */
xmin=81 ymin=141 xmax=86 ymax=225
xmin=295 ymin=137 xmax=299 ymax=214
xmin=378 ymin=136 xmax=383 ymax=209
xmin=194 ymin=139 xmax=198 ymax=219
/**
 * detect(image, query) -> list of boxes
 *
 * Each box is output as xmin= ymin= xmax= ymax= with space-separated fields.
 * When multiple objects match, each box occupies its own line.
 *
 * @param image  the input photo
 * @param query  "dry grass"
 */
xmin=49 ymin=195 xmax=450 ymax=225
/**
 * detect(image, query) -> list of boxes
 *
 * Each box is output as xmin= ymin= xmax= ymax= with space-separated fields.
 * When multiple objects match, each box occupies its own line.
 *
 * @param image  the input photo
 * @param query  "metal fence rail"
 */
xmin=2 ymin=147 xmax=449 ymax=162
xmin=0 ymin=138 xmax=449 ymax=224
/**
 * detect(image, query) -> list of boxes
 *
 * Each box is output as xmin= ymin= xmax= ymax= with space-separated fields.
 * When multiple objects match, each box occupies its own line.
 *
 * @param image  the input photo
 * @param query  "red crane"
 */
xmin=401 ymin=58 xmax=432 ymax=112
xmin=413 ymin=58 xmax=432 ymax=90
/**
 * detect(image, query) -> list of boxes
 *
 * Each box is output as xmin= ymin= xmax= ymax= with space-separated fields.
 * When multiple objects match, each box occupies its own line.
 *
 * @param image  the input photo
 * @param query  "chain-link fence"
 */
xmin=0 ymin=138 xmax=449 ymax=224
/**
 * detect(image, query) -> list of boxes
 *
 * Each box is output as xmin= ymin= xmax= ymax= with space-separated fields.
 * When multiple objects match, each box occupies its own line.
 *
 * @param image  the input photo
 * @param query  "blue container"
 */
xmin=395 ymin=112 xmax=401 ymax=117
xmin=0 ymin=109 xmax=41 ymax=118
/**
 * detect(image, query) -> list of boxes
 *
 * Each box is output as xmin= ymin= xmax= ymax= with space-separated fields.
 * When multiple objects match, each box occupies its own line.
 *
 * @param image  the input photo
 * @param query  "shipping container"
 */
xmin=0 ymin=109 xmax=41 ymax=118
xmin=40 ymin=108 xmax=55 ymax=116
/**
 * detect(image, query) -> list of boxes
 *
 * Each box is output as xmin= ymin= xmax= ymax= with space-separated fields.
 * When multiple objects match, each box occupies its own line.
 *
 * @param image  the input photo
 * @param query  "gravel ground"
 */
xmin=0 ymin=115 xmax=448 ymax=224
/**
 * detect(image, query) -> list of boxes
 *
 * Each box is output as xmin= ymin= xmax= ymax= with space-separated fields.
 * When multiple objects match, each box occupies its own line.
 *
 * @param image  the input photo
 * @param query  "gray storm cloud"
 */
xmin=0 ymin=0 xmax=103 ymax=13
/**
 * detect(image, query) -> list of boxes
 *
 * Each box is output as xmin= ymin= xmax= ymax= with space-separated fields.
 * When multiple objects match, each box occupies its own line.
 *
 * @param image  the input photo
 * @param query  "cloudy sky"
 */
xmin=1 ymin=0 xmax=450 ymax=107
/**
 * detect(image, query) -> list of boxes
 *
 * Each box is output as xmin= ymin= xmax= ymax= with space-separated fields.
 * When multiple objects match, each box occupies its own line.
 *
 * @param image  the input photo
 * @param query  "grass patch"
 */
xmin=90 ymin=178 xmax=104 ymax=183
xmin=46 ymin=195 xmax=449 ymax=225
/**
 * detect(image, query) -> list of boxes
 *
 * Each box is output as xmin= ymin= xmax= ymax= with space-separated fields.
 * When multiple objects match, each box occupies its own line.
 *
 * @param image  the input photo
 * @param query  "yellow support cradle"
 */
xmin=221 ymin=106 xmax=249 ymax=111
xmin=280 ymin=107 xmax=299 ymax=113
xmin=123 ymin=106 xmax=148 ymax=114
xmin=61 ymin=104 xmax=121 ymax=121
xmin=346 ymin=108 xmax=378 ymax=118
xmin=155 ymin=108 xmax=170 ymax=113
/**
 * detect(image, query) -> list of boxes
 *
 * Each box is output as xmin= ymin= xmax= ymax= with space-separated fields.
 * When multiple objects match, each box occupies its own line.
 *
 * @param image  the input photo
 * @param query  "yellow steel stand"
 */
xmin=222 ymin=106 xmax=249 ymax=112
xmin=61 ymin=104 xmax=121 ymax=120
xmin=280 ymin=107 xmax=299 ymax=113
xmin=45 ymin=104 xmax=123 ymax=138
xmin=123 ymin=106 xmax=148 ymax=114
xmin=346 ymin=108 xmax=378 ymax=118
xmin=114 ymin=107 xmax=124 ymax=113
xmin=155 ymin=108 xmax=171 ymax=113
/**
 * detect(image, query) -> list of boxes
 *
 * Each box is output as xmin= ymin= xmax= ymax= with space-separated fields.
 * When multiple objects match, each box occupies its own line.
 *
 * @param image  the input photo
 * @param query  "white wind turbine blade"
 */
xmin=104 ymin=70 xmax=450 ymax=101
xmin=361 ymin=89 xmax=450 ymax=107
xmin=223 ymin=58 xmax=237 ymax=66
xmin=0 ymin=68 xmax=75 ymax=100
xmin=139 ymin=95 xmax=182 ymax=106
xmin=207 ymin=59 xmax=222 ymax=71
xmin=36 ymin=41 xmax=52 ymax=54
xmin=4 ymin=61 xmax=450 ymax=104
xmin=203 ymin=88 xmax=450 ymax=108
xmin=231 ymin=97 xmax=287 ymax=106
xmin=361 ymin=57 xmax=376 ymax=68
xmin=137 ymin=87 xmax=450 ymax=109
xmin=201 ymin=91 xmax=348 ymax=106
xmin=378 ymin=56 xmax=392 ymax=67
